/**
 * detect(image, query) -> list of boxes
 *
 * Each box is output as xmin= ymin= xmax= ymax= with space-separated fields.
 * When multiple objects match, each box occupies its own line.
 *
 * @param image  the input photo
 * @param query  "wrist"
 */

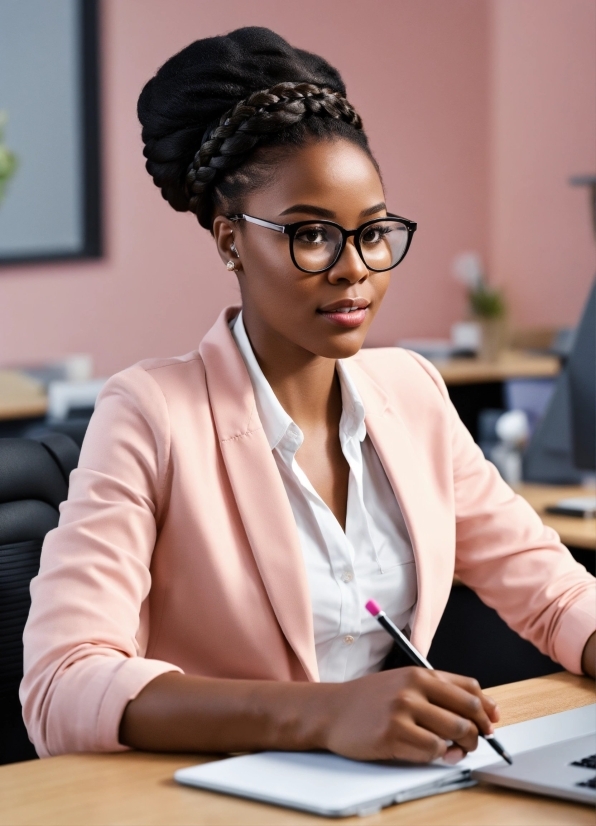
xmin=256 ymin=680 xmax=340 ymax=752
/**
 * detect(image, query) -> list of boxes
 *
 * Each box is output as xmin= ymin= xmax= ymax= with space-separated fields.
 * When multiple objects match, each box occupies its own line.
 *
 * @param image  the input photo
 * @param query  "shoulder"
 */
xmin=85 ymin=351 xmax=209 ymax=475
xmin=351 ymin=346 xmax=450 ymax=403
xmin=98 ymin=351 xmax=206 ymax=406
xmin=92 ymin=351 xmax=210 ymax=451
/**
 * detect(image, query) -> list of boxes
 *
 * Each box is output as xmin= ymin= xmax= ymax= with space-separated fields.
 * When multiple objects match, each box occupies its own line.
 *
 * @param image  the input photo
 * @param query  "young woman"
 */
xmin=22 ymin=27 xmax=595 ymax=762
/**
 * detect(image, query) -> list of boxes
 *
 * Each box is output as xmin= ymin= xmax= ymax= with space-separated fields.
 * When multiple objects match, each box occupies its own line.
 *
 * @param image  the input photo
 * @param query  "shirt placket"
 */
xmin=287 ymin=423 xmax=369 ymax=681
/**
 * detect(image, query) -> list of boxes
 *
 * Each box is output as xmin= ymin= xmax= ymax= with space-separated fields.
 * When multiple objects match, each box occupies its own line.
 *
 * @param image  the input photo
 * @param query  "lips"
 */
xmin=318 ymin=298 xmax=370 ymax=312
xmin=317 ymin=298 xmax=370 ymax=328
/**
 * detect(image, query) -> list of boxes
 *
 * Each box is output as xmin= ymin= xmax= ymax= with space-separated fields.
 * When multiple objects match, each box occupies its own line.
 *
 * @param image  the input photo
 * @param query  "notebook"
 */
xmin=174 ymin=704 xmax=595 ymax=818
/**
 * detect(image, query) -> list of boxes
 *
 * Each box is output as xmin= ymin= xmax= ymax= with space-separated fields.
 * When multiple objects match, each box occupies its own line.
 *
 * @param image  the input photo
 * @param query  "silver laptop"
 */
xmin=473 ymin=733 xmax=596 ymax=805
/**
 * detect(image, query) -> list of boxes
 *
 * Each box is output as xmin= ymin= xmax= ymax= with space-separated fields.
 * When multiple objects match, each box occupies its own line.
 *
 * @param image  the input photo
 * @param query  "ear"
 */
xmin=212 ymin=215 xmax=243 ymax=272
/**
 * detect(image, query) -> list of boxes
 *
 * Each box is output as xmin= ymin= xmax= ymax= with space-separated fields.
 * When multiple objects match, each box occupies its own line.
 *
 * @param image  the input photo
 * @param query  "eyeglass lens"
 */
xmin=292 ymin=220 xmax=409 ymax=273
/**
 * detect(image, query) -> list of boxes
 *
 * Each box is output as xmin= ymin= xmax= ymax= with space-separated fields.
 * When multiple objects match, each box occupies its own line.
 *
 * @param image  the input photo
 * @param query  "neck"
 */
xmin=242 ymin=311 xmax=341 ymax=432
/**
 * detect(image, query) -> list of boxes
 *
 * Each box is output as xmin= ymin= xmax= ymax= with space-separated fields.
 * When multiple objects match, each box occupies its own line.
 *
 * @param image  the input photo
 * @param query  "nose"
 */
xmin=326 ymin=238 xmax=369 ymax=285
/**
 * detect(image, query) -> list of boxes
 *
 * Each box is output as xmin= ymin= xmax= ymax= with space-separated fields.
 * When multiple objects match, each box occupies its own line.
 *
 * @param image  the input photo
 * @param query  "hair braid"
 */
xmin=185 ymin=82 xmax=363 ymax=225
xmin=139 ymin=28 xmax=375 ymax=231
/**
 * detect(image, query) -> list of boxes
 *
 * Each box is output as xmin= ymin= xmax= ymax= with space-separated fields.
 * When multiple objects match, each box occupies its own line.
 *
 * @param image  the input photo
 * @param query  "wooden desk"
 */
xmin=1 ymin=673 xmax=593 ymax=826
xmin=0 ymin=370 xmax=47 ymax=421
xmin=516 ymin=483 xmax=596 ymax=551
xmin=436 ymin=350 xmax=560 ymax=386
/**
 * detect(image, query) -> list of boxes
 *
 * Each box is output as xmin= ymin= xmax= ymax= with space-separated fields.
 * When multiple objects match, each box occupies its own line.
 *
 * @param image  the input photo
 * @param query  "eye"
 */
xmin=294 ymin=225 xmax=329 ymax=246
xmin=361 ymin=225 xmax=393 ymax=245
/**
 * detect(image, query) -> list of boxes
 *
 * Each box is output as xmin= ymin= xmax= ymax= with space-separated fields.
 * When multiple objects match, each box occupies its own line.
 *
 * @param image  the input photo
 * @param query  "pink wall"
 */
xmin=0 ymin=0 xmax=592 ymax=377
xmin=0 ymin=0 xmax=489 ymax=375
xmin=489 ymin=0 xmax=596 ymax=327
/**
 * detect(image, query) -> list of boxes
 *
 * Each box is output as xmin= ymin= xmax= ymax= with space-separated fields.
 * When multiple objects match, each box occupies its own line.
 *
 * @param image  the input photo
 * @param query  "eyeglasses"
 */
xmin=227 ymin=213 xmax=417 ymax=274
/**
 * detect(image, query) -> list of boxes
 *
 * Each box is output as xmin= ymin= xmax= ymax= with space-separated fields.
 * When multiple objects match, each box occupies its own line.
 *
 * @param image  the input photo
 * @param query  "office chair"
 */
xmin=0 ymin=434 xmax=79 ymax=765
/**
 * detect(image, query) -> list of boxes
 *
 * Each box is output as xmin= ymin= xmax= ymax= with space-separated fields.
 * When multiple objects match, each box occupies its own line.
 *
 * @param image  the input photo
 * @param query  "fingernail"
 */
xmin=443 ymin=748 xmax=466 ymax=765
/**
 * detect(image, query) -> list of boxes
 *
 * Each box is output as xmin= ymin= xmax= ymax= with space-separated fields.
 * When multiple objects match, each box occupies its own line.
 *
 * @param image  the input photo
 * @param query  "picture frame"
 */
xmin=0 ymin=0 xmax=101 ymax=265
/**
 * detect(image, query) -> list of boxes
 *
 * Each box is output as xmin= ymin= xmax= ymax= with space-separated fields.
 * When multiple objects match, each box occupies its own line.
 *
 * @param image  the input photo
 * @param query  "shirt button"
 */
xmin=344 ymin=635 xmax=355 ymax=645
xmin=341 ymin=570 xmax=354 ymax=583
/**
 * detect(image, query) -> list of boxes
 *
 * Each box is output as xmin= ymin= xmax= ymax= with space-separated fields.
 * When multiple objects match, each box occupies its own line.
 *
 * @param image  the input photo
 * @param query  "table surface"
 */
xmin=515 ymin=483 xmax=596 ymax=551
xmin=1 ymin=672 xmax=594 ymax=826
xmin=0 ymin=370 xmax=46 ymax=421
xmin=435 ymin=349 xmax=560 ymax=385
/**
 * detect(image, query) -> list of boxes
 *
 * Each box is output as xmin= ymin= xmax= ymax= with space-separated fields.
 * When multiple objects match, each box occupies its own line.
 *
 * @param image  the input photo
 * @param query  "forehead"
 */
xmin=247 ymin=139 xmax=384 ymax=220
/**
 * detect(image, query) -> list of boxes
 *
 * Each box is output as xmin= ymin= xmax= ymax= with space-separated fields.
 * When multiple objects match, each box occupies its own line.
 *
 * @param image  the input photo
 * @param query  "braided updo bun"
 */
xmin=138 ymin=27 xmax=372 ymax=230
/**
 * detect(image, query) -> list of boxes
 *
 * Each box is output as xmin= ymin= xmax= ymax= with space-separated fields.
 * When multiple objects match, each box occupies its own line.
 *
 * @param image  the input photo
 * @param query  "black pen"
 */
xmin=365 ymin=599 xmax=513 ymax=765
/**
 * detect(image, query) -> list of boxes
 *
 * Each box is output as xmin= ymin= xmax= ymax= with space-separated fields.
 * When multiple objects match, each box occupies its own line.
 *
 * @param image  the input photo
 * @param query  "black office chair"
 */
xmin=0 ymin=434 xmax=79 ymax=765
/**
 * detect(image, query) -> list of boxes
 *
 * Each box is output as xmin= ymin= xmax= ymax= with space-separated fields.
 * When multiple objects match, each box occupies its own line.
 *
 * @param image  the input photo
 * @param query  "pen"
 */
xmin=365 ymin=599 xmax=513 ymax=765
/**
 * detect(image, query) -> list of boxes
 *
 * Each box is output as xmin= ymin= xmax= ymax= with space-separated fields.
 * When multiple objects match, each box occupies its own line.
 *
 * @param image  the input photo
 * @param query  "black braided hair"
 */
xmin=138 ymin=27 xmax=375 ymax=230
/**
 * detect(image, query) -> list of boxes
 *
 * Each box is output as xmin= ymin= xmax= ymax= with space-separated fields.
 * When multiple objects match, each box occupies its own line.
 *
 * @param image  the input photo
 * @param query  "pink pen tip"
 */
xmin=365 ymin=599 xmax=382 ymax=617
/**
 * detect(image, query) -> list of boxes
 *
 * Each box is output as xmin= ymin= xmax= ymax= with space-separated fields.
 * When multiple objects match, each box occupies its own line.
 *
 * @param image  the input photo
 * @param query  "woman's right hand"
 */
xmin=322 ymin=666 xmax=499 ymax=764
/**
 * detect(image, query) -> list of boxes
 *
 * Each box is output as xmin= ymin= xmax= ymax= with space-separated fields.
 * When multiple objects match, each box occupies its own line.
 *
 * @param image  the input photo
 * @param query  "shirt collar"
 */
xmin=231 ymin=311 xmax=366 ymax=451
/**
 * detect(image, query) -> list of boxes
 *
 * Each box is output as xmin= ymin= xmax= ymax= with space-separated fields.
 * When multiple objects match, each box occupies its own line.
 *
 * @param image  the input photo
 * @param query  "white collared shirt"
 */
xmin=232 ymin=312 xmax=417 ymax=682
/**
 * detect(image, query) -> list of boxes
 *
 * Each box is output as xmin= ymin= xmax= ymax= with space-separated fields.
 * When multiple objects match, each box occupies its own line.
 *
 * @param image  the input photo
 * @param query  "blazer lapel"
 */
xmin=199 ymin=308 xmax=319 ymax=681
xmin=347 ymin=357 xmax=450 ymax=654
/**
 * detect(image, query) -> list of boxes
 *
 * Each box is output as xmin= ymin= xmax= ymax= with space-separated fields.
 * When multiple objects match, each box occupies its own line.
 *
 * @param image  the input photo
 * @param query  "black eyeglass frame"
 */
xmin=227 ymin=212 xmax=418 ymax=274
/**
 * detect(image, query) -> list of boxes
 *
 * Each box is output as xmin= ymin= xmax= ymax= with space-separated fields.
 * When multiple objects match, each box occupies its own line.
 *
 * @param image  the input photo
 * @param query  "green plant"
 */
xmin=452 ymin=252 xmax=507 ymax=320
xmin=468 ymin=284 xmax=507 ymax=319
xmin=0 ymin=111 xmax=18 ymax=206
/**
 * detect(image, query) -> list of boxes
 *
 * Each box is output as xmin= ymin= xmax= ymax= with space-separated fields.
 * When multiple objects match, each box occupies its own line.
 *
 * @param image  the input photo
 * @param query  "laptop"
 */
xmin=473 ymin=733 xmax=596 ymax=805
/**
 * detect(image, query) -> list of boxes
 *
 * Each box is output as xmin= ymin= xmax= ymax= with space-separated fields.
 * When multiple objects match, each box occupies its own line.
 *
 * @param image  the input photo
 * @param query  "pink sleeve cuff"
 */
xmin=95 ymin=658 xmax=184 ymax=753
xmin=552 ymin=587 xmax=596 ymax=674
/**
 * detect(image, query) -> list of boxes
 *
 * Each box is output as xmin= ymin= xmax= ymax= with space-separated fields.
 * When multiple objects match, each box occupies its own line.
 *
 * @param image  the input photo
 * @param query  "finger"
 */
xmin=483 ymin=693 xmax=500 ymax=723
xmin=440 ymin=672 xmax=500 ymax=722
xmin=388 ymin=720 xmax=448 ymax=764
xmin=412 ymin=701 xmax=479 ymax=754
xmin=420 ymin=673 xmax=494 ymax=735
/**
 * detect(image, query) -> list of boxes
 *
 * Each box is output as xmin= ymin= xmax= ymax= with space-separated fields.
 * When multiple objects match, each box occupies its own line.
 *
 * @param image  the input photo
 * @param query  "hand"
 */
xmin=323 ymin=667 xmax=499 ymax=764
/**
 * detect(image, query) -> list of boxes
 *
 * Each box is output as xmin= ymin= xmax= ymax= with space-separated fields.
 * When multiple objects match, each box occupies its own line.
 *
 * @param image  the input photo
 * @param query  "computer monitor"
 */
xmin=523 ymin=280 xmax=595 ymax=483
xmin=568 ymin=280 xmax=595 ymax=471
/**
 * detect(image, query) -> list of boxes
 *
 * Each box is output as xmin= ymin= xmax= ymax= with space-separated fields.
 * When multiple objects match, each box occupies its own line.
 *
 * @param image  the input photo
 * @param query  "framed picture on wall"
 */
xmin=0 ymin=0 xmax=101 ymax=265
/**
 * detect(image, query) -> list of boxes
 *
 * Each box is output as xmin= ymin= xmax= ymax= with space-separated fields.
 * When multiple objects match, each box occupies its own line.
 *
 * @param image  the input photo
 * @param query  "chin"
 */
xmin=310 ymin=328 xmax=369 ymax=360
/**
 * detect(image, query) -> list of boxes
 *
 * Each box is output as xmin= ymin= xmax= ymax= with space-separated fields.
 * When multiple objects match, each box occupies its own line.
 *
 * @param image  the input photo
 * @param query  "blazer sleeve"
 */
xmin=409 ymin=352 xmax=596 ymax=675
xmin=20 ymin=366 xmax=183 ymax=757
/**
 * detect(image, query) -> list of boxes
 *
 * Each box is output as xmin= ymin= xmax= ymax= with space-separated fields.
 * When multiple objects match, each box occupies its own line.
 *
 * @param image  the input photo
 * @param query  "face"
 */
xmin=212 ymin=139 xmax=391 ymax=362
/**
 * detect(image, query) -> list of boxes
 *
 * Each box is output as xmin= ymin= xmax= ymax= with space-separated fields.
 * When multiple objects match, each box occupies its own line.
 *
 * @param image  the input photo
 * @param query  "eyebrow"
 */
xmin=278 ymin=202 xmax=387 ymax=220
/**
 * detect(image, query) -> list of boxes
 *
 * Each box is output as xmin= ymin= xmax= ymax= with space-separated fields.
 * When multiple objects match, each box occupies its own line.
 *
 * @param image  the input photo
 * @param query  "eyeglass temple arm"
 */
xmin=229 ymin=214 xmax=287 ymax=234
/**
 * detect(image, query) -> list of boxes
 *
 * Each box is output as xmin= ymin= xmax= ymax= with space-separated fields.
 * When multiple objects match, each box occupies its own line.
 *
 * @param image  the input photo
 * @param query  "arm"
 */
xmin=120 ymin=668 xmax=499 ymax=763
xmin=21 ymin=368 xmax=182 ymax=756
xmin=408 ymin=353 xmax=596 ymax=674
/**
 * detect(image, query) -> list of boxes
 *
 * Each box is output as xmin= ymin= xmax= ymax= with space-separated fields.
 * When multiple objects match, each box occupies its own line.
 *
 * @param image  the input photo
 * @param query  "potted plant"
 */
xmin=0 ymin=111 xmax=18 ymax=207
xmin=452 ymin=252 xmax=507 ymax=361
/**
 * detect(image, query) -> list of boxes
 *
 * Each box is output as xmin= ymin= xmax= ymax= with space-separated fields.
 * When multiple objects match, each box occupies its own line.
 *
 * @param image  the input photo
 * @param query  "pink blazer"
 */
xmin=21 ymin=307 xmax=595 ymax=756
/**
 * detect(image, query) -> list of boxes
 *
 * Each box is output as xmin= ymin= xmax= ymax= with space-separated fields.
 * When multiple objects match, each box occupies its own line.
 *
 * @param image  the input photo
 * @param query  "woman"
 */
xmin=22 ymin=27 xmax=595 ymax=762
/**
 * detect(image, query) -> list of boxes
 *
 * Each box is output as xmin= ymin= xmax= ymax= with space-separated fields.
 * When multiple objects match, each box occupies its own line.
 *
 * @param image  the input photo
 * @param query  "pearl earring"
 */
xmin=226 ymin=260 xmax=236 ymax=271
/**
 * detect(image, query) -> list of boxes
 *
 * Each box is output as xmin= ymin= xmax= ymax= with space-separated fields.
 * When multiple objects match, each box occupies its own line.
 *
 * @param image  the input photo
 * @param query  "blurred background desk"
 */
xmin=435 ymin=350 xmax=560 ymax=386
xmin=516 ymin=483 xmax=596 ymax=554
xmin=0 ymin=371 xmax=47 ymax=421
xmin=0 ymin=673 xmax=592 ymax=826
xmin=0 ymin=369 xmax=102 ymax=446
xmin=435 ymin=350 xmax=560 ymax=442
